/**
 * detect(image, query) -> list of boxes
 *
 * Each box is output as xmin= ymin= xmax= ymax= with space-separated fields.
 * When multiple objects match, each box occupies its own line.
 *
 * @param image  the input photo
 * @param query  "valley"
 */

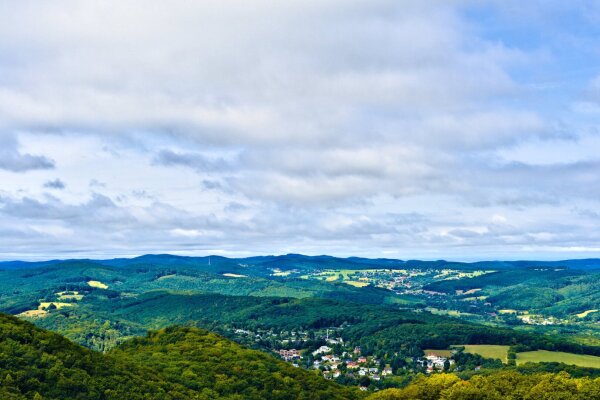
xmin=1 ymin=254 xmax=599 ymax=397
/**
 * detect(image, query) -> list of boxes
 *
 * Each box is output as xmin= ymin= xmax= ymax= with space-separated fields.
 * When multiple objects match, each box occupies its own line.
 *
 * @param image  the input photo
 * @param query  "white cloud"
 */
xmin=0 ymin=1 xmax=599 ymax=259
xmin=0 ymin=135 xmax=55 ymax=172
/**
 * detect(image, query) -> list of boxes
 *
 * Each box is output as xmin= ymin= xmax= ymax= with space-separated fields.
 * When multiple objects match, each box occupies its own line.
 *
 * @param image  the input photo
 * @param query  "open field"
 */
xmin=345 ymin=281 xmax=370 ymax=287
xmin=301 ymin=269 xmax=399 ymax=287
xmin=517 ymin=350 xmax=600 ymax=368
xmin=271 ymin=271 xmax=293 ymax=277
xmin=576 ymin=309 xmax=598 ymax=318
xmin=39 ymin=302 xmax=74 ymax=310
xmin=88 ymin=280 xmax=108 ymax=289
xmin=458 ymin=345 xmax=509 ymax=363
xmin=15 ymin=300 xmax=76 ymax=319
xmin=16 ymin=309 xmax=48 ymax=318
xmin=57 ymin=291 xmax=84 ymax=300
xmin=426 ymin=308 xmax=478 ymax=318
xmin=156 ymin=274 xmax=177 ymax=281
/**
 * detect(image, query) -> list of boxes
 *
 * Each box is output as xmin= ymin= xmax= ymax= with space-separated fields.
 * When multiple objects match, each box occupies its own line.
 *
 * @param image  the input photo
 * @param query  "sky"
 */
xmin=1 ymin=0 xmax=600 ymax=261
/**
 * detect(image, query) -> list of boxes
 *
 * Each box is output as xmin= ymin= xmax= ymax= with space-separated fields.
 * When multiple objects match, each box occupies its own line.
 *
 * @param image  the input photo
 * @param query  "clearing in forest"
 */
xmin=458 ymin=345 xmax=510 ymax=363
xmin=517 ymin=350 xmax=600 ymax=368
xmin=88 ymin=280 xmax=109 ymax=289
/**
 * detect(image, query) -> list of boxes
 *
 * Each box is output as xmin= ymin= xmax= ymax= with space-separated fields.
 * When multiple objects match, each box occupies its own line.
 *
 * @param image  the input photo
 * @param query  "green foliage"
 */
xmin=28 ymin=290 xmax=600 ymax=360
xmin=424 ymin=268 xmax=600 ymax=318
xmin=0 ymin=313 xmax=193 ymax=399
xmin=0 ymin=313 xmax=359 ymax=399
xmin=367 ymin=371 xmax=600 ymax=400
xmin=111 ymin=326 xmax=358 ymax=400
xmin=2 ymin=311 xmax=599 ymax=399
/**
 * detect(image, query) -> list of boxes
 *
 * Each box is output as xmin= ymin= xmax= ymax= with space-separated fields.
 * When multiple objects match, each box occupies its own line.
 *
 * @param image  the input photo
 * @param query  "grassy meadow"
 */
xmin=459 ymin=345 xmax=510 ymax=363
xmin=517 ymin=350 xmax=600 ymax=368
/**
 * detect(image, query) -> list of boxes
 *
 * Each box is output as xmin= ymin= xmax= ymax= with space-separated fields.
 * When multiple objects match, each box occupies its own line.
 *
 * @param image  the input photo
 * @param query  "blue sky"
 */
xmin=0 ymin=1 xmax=599 ymax=261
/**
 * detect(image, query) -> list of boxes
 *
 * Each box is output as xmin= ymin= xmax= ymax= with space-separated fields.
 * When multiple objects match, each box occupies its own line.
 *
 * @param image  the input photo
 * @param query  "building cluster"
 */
xmin=420 ymin=352 xmax=455 ymax=373
xmin=278 ymin=349 xmax=301 ymax=361
xmin=232 ymin=325 xmax=463 ymax=389
xmin=278 ymin=344 xmax=398 ymax=383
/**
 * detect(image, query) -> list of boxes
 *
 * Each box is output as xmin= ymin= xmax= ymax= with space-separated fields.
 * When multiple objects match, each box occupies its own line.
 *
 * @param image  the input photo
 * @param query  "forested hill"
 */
xmin=3 ymin=254 xmax=600 ymax=272
xmin=2 ymin=312 xmax=599 ymax=400
xmin=0 ymin=313 xmax=358 ymax=400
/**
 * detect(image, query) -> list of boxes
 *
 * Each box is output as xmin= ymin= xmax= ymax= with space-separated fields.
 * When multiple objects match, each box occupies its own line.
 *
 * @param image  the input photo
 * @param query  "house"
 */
xmin=425 ymin=354 xmax=453 ymax=371
xmin=278 ymin=349 xmax=301 ymax=361
xmin=346 ymin=361 xmax=359 ymax=369
xmin=312 ymin=345 xmax=332 ymax=356
xmin=371 ymin=374 xmax=381 ymax=381
xmin=358 ymin=356 xmax=367 ymax=363
xmin=353 ymin=346 xmax=361 ymax=355
xmin=368 ymin=367 xmax=378 ymax=374
xmin=382 ymin=367 xmax=393 ymax=376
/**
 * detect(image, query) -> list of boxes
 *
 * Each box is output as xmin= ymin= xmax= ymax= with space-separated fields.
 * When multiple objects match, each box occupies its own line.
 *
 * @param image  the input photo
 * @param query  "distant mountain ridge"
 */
xmin=3 ymin=253 xmax=600 ymax=271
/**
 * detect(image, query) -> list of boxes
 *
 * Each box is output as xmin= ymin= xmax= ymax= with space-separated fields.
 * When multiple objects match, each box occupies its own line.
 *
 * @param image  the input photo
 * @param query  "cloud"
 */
xmin=43 ymin=179 xmax=66 ymax=190
xmin=0 ymin=1 xmax=599 ymax=259
xmin=153 ymin=150 xmax=231 ymax=172
xmin=0 ymin=193 xmax=122 ymax=222
xmin=0 ymin=135 xmax=55 ymax=172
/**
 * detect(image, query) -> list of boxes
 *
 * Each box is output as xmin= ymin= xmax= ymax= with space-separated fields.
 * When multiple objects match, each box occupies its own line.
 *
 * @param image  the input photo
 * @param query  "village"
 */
xmin=229 ymin=326 xmax=455 ymax=390
xmin=278 ymin=344 xmax=454 ymax=383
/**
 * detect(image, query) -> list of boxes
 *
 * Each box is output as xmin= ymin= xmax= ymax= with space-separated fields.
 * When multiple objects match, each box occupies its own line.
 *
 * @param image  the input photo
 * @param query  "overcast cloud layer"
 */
xmin=1 ymin=0 xmax=600 ymax=261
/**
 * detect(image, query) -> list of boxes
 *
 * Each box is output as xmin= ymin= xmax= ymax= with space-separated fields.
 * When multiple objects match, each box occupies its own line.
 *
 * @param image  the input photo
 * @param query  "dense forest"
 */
xmin=369 ymin=372 xmax=600 ymax=400
xmin=30 ymin=290 xmax=600 ymax=358
xmin=0 ymin=313 xmax=357 ymax=399
xmin=1 ymin=254 xmax=600 ymax=398
xmin=1 ymin=313 xmax=599 ymax=399
xmin=423 ymin=268 xmax=600 ymax=318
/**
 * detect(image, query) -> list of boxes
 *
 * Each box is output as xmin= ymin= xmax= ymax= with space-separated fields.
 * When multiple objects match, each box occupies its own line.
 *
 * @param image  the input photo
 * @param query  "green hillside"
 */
xmin=2 ymin=311 xmax=600 ymax=399
xmin=30 ymin=291 xmax=600 ymax=360
xmin=0 ymin=313 xmax=358 ymax=400
xmin=423 ymin=268 xmax=600 ymax=318
xmin=111 ymin=326 xmax=358 ymax=400
xmin=368 ymin=372 xmax=600 ymax=400
xmin=0 ymin=259 xmax=397 ymax=316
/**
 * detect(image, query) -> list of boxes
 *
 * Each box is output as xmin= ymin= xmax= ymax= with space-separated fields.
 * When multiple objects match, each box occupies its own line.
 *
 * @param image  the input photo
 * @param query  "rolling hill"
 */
xmin=0 ymin=313 xmax=358 ymax=399
xmin=1 ymin=312 xmax=599 ymax=400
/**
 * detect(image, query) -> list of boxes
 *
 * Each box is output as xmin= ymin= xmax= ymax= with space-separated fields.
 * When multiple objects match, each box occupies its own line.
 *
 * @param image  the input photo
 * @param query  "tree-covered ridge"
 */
xmin=27 ymin=290 xmax=600 ymax=361
xmin=423 ymin=268 xmax=600 ymax=318
xmin=111 ymin=326 xmax=358 ymax=400
xmin=367 ymin=371 xmax=600 ymax=400
xmin=0 ymin=313 xmax=358 ymax=399
xmin=5 ymin=254 xmax=600 ymax=273
xmin=0 ymin=258 xmax=397 ymax=316
xmin=3 ymin=254 xmax=599 ymax=345
xmin=1 ymin=311 xmax=599 ymax=399
xmin=103 ymin=291 xmax=600 ymax=357
xmin=0 ymin=313 xmax=195 ymax=399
